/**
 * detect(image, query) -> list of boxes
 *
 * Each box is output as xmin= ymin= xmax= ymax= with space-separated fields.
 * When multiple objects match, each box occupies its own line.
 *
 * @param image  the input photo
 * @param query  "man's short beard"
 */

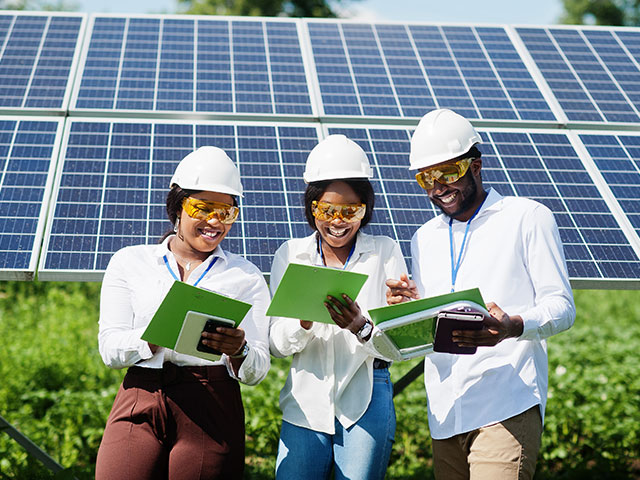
xmin=432 ymin=176 xmax=478 ymax=219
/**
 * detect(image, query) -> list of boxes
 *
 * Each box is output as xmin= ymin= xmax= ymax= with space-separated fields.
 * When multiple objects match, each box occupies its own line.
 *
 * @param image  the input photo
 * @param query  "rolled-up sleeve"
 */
xmin=268 ymin=243 xmax=317 ymax=358
xmin=225 ymin=272 xmax=272 ymax=385
xmin=98 ymin=250 xmax=155 ymax=369
xmin=519 ymin=204 xmax=576 ymax=341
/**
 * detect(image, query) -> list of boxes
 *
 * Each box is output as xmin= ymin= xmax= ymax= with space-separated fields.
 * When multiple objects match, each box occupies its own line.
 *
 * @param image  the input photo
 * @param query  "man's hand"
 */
xmin=452 ymin=302 xmax=524 ymax=348
xmin=385 ymin=273 xmax=419 ymax=305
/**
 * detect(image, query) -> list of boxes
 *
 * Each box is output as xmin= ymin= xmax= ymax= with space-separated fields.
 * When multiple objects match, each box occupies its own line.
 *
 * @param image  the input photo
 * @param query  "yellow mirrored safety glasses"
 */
xmin=415 ymin=157 xmax=475 ymax=191
xmin=311 ymin=200 xmax=366 ymax=223
xmin=182 ymin=197 xmax=239 ymax=225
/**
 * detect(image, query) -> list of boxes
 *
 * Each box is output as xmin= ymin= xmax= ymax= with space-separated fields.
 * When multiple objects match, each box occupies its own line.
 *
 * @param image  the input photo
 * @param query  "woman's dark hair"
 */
xmin=158 ymin=185 xmax=238 ymax=242
xmin=303 ymin=178 xmax=375 ymax=231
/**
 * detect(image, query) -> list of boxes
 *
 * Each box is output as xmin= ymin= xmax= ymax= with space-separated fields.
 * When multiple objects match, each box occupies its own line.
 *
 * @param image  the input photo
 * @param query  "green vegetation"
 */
xmin=0 ymin=282 xmax=638 ymax=479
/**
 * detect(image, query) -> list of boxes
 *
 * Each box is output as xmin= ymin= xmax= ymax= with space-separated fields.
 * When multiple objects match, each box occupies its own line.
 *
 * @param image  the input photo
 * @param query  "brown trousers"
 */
xmin=95 ymin=363 xmax=245 ymax=480
xmin=432 ymin=406 xmax=543 ymax=480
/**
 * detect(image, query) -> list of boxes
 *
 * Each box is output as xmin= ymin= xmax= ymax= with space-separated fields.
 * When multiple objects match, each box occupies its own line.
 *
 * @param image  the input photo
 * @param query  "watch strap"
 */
xmin=230 ymin=341 xmax=249 ymax=359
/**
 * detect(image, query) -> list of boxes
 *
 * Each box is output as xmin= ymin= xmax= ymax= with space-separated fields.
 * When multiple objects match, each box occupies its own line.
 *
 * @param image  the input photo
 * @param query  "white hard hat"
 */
xmin=170 ymin=146 xmax=243 ymax=197
xmin=303 ymin=134 xmax=373 ymax=183
xmin=409 ymin=109 xmax=482 ymax=170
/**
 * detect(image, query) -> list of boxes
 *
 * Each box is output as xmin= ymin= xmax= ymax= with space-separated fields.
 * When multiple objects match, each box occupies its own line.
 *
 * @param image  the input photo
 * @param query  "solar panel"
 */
xmin=578 ymin=132 xmax=640 ymax=240
xmin=516 ymin=26 xmax=640 ymax=124
xmin=0 ymin=13 xmax=84 ymax=111
xmin=307 ymin=21 xmax=557 ymax=121
xmin=72 ymin=15 xmax=314 ymax=116
xmin=0 ymin=117 xmax=63 ymax=280
xmin=38 ymin=119 xmax=321 ymax=280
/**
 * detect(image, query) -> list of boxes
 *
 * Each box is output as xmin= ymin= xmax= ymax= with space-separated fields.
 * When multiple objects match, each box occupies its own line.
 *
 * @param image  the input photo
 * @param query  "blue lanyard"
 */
xmin=448 ymin=198 xmax=486 ymax=293
xmin=317 ymin=234 xmax=356 ymax=270
xmin=163 ymin=254 xmax=218 ymax=287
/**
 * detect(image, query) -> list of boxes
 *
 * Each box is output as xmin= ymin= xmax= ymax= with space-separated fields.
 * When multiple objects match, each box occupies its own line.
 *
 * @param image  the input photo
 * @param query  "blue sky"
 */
xmin=73 ymin=0 xmax=564 ymax=25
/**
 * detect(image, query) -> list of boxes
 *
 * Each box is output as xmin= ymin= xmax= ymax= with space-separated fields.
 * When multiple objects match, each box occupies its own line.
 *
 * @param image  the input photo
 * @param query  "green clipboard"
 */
xmin=141 ymin=281 xmax=252 ymax=350
xmin=368 ymin=288 xmax=486 ymax=361
xmin=266 ymin=263 xmax=368 ymax=324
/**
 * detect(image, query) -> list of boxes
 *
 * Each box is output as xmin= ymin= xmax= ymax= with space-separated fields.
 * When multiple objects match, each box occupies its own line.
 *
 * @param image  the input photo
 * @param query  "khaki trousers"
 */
xmin=432 ymin=406 xmax=543 ymax=480
xmin=95 ymin=363 xmax=245 ymax=480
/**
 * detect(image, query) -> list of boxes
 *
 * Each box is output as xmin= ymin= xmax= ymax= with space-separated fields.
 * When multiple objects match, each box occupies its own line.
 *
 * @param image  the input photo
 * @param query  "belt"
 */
xmin=127 ymin=363 xmax=230 ymax=385
xmin=373 ymin=358 xmax=390 ymax=369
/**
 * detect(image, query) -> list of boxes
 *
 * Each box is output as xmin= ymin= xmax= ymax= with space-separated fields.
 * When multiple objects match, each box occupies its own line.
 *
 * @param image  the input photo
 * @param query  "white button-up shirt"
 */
xmin=98 ymin=235 xmax=271 ymax=386
xmin=269 ymin=231 xmax=407 ymax=434
xmin=412 ymin=188 xmax=575 ymax=439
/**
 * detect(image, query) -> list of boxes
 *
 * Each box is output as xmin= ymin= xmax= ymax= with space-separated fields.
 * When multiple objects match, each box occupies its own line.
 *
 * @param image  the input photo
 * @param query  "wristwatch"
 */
xmin=356 ymin=320 xmax=373 ymax=341
xmin=230 ymin=341 xmax=250 ymax=359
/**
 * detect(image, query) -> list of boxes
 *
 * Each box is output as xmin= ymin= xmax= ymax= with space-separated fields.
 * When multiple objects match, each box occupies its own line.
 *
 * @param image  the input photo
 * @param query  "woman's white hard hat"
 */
xmin=409 ymin=109 xmax=482 ymax=170
xmin=303 ymin=134 xmax=373 ymax=183
xmin=170 ymin=146 xmax=243 ymax=197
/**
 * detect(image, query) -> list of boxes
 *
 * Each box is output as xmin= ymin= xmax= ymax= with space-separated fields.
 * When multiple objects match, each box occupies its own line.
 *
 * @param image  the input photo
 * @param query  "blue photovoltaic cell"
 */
xmin=516 ymin=27 xmax=640 ymax=123
xmin=579 ymin=133 xmax=640 ymax=238
xmin=307 ymin=21 xmax=555 ymax=121
xmin=41 ymin=121 xmax=320 ymax=275
xmin=328 ymin=126 xmax=640 ymax=281
xmin=0 ymin=14 xmax=82 ymax=109
xmin=0 ymin=119 xmax=60 ymax=277
xmin=74 ymin=16 xmax=312 ymax=115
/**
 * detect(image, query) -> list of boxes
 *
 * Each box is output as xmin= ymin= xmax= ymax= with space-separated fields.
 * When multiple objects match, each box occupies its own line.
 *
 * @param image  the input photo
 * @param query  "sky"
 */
xmin=72 ymin=0 xmax=565 ymax=26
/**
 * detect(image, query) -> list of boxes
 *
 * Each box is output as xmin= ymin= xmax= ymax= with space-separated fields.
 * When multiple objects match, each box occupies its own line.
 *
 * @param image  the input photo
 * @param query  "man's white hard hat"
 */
xmin=170 ymin=146 xmax=243 ymax=197
xmin=303 ymin=134 xmax=373 ymax=184
xmin=409 ymin=109 xmax=482 ymax=170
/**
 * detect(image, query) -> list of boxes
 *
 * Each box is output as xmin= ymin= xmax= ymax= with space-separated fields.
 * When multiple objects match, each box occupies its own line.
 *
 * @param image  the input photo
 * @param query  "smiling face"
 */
xmin=176 ymin=190 xmax=235 ymax=255
xmin=423 ymin=158 xmax=484 ymax=222
xmin=314 ymin=181 xmax=362 ymax=250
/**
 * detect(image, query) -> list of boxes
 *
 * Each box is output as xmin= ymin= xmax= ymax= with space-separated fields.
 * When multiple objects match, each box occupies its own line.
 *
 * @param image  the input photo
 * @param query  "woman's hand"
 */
xmin=200 ymin=326 xmax=246 ymax=356
xmin=386 ymin=273 xmax=419 ymax=305
xmin=324 ymin=294 xmax=368 ymax=335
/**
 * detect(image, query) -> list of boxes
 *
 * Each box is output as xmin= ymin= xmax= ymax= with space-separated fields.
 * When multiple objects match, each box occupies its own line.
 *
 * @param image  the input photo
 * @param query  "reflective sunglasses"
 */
xmin=311 ymin=200 xmax=366 ymax=223
xmin=415 ymin=157 xmax=475 ymax=191
xmin=182 ymin=197 xmax=239 ymax=225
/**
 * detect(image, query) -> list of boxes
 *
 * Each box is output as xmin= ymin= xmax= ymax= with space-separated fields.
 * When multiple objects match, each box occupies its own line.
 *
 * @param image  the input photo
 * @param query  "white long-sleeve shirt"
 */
xmin=269 ymin=231 xmax=407 ymax=434
xmin=98 ymin=235 xmax=271 ymax=386
xmin=412 ymin=188 xmax=575 ymax=439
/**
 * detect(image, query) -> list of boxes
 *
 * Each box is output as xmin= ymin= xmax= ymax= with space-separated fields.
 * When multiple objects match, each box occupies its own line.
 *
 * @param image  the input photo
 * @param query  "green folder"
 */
xmin=368 ymin=288 xmax=486 ymax=360
xmin=141 ymin=281 xmax=252 ymax=350
xmin=267 ymin=263 xmax=369 ymax=324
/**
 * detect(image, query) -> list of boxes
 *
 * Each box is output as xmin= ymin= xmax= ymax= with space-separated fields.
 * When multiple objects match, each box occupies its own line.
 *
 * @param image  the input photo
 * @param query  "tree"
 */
xmin=0 ymin=0 xmax=76 ymax=11
xmin=560 ymin=0 xmax=640 ymax=26
xmin=177 ymin=0 xmax=360 ymax=18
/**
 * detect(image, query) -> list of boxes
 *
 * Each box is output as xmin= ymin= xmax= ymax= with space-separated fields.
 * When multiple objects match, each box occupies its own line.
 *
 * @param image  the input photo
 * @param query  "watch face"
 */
xmin=358 ymin=321 xmax=373 ymax=339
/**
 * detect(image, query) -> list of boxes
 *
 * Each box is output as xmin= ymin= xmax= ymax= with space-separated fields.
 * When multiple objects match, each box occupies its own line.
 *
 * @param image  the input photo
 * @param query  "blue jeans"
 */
xmin=275 ymin=367 xmax=396 ymax=480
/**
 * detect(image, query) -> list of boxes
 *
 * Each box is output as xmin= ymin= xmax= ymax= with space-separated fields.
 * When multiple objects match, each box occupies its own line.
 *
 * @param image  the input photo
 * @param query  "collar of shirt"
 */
xmin=154 ymin=234 xmax=228 ymax=272
xmin=292 ymin=230 xmax=376 ymax=267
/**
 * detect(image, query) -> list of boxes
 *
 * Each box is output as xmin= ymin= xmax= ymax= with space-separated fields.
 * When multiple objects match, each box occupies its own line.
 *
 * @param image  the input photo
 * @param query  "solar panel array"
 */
xmin=1 ymin=12 xmax=639 ymax=288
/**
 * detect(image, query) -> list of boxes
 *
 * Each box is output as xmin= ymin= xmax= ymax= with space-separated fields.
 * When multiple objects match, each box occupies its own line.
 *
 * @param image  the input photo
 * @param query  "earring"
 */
xmin=173 ymin=217 xmax=179 ymax=233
